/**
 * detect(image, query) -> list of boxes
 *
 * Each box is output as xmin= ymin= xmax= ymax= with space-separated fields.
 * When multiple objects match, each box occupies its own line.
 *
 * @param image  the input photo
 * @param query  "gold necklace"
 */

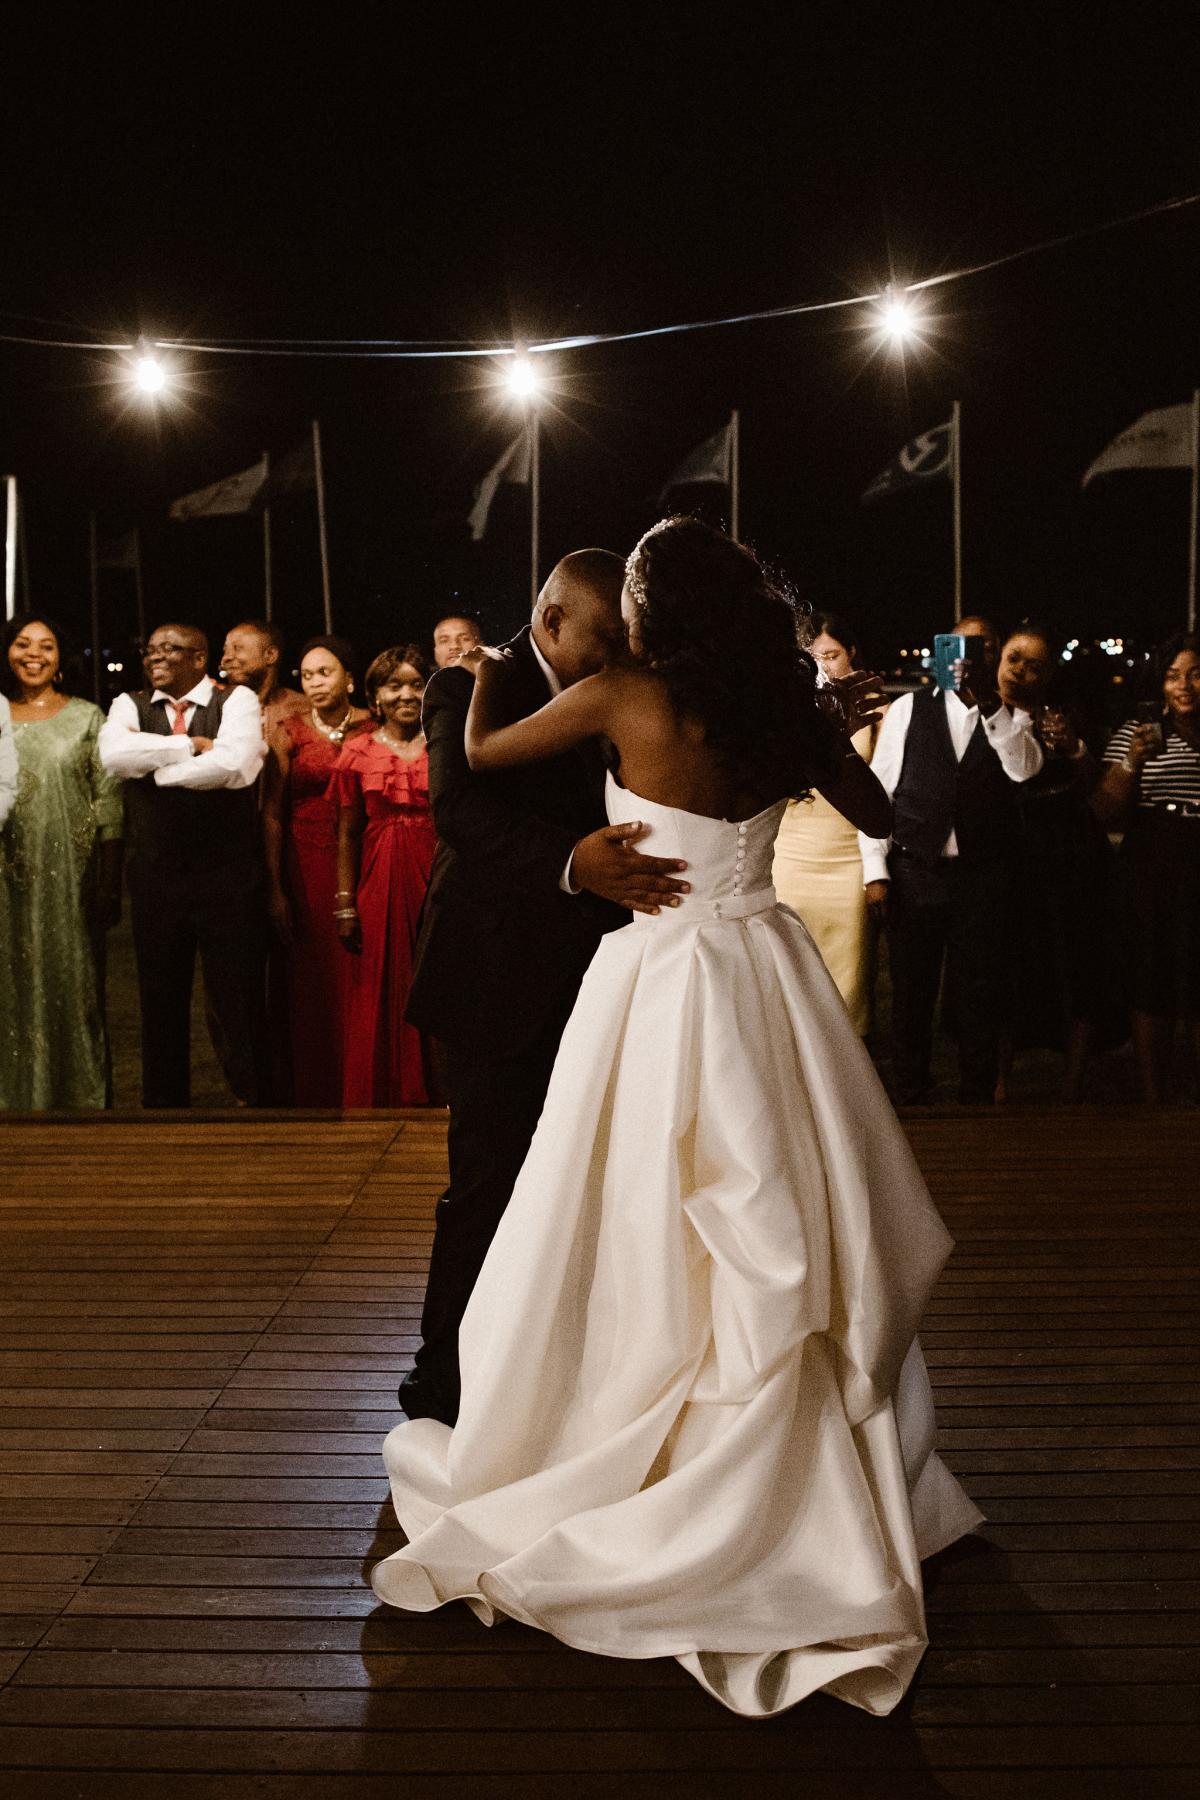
xmin=311 ymin=706 xmax=353 ymax=743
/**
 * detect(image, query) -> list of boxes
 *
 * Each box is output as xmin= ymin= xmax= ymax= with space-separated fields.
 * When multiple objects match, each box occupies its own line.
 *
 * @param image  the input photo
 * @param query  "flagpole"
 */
xmin=261 ymin=451 xmax=273 ymax=623
xmin=729 ymin=409 xmax=740 ymax=540
xmin=312 ymin=420 xmax=332 ymax=632
xmin=951 ymin=400 xmax=963 ymax=622
xmin=17 ymin=487 xmax=31 ymax=613
xmin=530 ymin=410 xmax=541 ymax=609
xmin=4 ymin=477 xmax=16 ymax=622
xmin=132 ymin=527 xmax=146 ymax=645
xmin=1188 ymin=388 xmax=1199 ymax=633
xmin=87 ymin=511 xmax=101 ymax=705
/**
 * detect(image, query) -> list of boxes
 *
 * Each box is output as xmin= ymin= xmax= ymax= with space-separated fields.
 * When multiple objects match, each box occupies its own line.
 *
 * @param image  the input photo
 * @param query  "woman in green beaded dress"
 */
xmin=0 ymin=615 xmax=124 ymax=1110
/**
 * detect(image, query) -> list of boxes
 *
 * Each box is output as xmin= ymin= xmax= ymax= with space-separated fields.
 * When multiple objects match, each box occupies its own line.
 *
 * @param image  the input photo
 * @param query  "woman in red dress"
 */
xmin=262 ymin=636 xmax=370 ymax=1106
xmin=332 ymin=644 xmax=439 ymax=1106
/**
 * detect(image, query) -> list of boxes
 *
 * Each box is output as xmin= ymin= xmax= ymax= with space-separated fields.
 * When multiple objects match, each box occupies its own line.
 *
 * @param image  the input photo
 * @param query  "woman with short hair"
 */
xmin=261 ymin=634 xmax=370 ymax=1106
xmin=331 ymin=644 xmax=439 ymax=1106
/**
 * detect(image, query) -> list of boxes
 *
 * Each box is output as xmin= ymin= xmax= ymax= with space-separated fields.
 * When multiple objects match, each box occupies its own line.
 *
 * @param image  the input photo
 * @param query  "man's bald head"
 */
xmin=532 ymin=549 xmax=627 ymax=687
xmin=535 ymin=549 xmax=626 ymax=622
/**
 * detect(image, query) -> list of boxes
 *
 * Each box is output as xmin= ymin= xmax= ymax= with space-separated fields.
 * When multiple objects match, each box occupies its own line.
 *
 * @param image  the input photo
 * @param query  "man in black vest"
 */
xmin=861 ymin=617 xmax=1043 ymax=1105
xmin=99 ymin=623 xmax=269 ymax=1108
xmin=400 ymin=550 xmax=691 ymax=1425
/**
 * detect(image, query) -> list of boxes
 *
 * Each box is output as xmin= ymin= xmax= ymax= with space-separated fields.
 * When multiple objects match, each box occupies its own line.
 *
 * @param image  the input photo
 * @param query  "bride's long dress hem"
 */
xmin=372 ymin=777 xmax=983 ymax=1720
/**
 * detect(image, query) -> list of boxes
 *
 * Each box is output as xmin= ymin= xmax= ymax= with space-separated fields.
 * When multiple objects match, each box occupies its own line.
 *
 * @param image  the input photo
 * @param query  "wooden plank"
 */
xmin=0 ymin=1723 xmax=1195 ymax=1773
xmin=0 ymin=1107 xmax=1196 ymax=1796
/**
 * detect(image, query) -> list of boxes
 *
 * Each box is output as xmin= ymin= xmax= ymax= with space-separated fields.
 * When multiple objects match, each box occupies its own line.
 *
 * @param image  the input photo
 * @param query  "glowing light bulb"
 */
xmin=134 ymin=353 xmax=167 ymax=395
xmin=877 ymin=285 xmax=918 ymax=346
xmin=505 ymin=356 xmax=541 ymax=398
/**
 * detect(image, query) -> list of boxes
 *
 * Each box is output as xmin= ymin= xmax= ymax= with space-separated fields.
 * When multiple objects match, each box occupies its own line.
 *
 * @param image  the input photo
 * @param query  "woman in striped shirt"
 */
xmin=1092 ymin=632 xmax=1200 ymax=1101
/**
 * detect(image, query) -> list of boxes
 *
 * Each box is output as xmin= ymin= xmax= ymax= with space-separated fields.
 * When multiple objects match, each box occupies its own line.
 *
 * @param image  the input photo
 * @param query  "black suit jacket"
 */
xmin=405 ymin=627 xmax=626 ymax=1056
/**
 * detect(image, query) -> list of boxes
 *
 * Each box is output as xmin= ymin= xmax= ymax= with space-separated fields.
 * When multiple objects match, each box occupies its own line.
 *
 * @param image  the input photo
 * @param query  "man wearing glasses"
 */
xmin=99 ymin=623 xmax=268 ymax=1108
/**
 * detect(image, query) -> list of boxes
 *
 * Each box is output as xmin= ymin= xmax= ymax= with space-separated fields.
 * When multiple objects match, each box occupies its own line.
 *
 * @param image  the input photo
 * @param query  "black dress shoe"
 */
xmin=397 ymin=1369 xmax=457 ymax=1426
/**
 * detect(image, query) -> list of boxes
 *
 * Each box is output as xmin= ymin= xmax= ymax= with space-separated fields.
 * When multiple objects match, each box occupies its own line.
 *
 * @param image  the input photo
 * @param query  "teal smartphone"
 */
xmin=933 ymin=633 xmax=985 ymax=691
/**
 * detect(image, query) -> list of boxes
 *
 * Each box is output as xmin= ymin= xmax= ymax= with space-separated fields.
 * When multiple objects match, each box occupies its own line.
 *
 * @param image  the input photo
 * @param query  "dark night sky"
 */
xmin=3 ymin=12 xmax=1199 ymax=679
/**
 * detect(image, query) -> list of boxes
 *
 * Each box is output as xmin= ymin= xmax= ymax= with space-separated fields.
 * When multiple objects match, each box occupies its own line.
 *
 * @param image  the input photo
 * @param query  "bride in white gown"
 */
xmin=371 ymin=518 xmax=982 ymax=1718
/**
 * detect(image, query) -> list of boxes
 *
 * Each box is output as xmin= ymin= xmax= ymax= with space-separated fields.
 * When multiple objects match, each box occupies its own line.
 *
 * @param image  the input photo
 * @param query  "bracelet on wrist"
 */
xmin=333 ymin=907 xmax=358 ymax=920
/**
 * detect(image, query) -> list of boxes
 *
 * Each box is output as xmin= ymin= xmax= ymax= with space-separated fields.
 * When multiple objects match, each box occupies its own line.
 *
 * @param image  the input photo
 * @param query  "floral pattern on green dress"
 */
xmin=0 ymin=698 xmax=123 ymax=1109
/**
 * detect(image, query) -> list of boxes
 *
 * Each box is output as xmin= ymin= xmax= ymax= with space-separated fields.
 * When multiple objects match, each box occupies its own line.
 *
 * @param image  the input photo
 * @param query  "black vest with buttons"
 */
xmin=891 ymin=688 xmax=1019 ymax=866
xmin=122 ymin=688 xmax=259 ymax=874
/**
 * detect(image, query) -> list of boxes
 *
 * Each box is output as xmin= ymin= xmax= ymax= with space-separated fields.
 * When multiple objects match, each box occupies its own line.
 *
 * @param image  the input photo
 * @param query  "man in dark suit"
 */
xmin=401 ymin=549 xmax=690 ymax=1424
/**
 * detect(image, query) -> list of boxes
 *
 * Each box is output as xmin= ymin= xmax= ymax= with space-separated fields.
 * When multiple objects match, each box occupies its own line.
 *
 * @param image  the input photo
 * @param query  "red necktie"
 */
xmin=167 ymin=699 xmax=190 ymax=735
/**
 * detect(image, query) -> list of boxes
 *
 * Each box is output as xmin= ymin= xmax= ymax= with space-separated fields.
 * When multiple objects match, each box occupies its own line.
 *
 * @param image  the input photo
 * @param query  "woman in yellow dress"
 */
xmin=773 ymin=612 xmax=881 ymax=1034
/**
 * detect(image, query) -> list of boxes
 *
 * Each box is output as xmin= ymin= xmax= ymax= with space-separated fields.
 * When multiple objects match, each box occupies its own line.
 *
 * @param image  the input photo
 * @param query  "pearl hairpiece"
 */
xmin=625 ymin=556 xmax=649 ymax=611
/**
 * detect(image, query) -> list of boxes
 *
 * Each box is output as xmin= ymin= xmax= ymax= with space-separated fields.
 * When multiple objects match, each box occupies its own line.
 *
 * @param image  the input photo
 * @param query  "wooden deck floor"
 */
xmin=0 ymin=1108 xmax=1196 ymax=1798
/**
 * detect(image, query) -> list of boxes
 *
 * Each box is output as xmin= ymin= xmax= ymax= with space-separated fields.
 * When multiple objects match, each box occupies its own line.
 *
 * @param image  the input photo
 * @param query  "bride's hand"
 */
xmin=455 ymin=644 xmax=511 ymax=677
xmin=817 ymin=670 xmax=887 ymax=737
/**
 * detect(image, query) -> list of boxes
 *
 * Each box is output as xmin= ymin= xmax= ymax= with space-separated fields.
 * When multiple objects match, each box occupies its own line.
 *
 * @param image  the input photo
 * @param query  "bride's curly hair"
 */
xmin=625 ymin=517 xmax=837 ymax=799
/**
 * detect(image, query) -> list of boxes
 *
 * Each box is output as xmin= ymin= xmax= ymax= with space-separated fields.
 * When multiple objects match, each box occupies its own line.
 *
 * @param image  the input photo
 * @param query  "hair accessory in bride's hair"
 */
xmin=624 ymin=554 xmax=649 ymax=611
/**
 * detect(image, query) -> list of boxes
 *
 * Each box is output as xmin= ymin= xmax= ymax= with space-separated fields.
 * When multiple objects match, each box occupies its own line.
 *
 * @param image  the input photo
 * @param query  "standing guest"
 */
xmin=222 ymin=619 xmax=307 ymax=739
xmin=432 ymin=614 xmax=481 ymax=670
xmin=773 ymin=611 xmax=881 ymax=1033
xmin=262 ymin=636 xmax=370 ymax=1107
xmin=1092 ymin=632 xmax=1200 ymax=1102
xmin=993 ymin=624 xmax=1117 ymax=1102
xmin=98 ymin=622 xmax=268 ymax=1108
xmin=331 ymin=645 xmax=439 ymax=1107
xmin=0 ymin=692 xmax=17 ymax=828
xmin=0 ymin=613 xmax=123 ymax=1110
xmin=861 ymin=616 xmax=1043 ymax=1105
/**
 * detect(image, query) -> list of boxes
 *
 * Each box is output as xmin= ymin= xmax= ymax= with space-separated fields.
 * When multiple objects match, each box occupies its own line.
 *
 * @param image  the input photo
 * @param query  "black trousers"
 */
xmin=414 ymin=1024 xmax=564 ymax=1412
xmin=129 ymin=860 xmax=270 ymax=1109
xmin=886 ymin=853 xmax=1010 ymax=1105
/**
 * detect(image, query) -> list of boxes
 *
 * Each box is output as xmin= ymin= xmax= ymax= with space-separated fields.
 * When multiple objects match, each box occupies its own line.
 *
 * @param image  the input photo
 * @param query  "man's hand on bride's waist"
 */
xmin=572 ymin=822 xmax=690 ymax=915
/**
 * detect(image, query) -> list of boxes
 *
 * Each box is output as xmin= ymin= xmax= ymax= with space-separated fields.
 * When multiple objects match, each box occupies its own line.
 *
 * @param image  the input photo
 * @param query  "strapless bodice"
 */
xmin=605 ymin=771 xmax=788 ymax=924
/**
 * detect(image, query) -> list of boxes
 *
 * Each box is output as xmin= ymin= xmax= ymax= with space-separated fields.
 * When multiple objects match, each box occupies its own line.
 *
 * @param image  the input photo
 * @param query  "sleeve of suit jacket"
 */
xmin=424 ymin=665 xmax=580 ymax=898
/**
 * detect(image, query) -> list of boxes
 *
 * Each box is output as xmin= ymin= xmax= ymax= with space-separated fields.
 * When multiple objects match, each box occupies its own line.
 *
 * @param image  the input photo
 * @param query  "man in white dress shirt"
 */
xmin=99 ymin=623 xmax=268 ymax=1108
xmin=860 ymin=617 xmax=1043 ymax=1105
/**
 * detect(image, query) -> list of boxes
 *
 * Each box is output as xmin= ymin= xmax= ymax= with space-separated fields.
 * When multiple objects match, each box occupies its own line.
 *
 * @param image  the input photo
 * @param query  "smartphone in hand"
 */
xmin=1135 ymin=699 xmax=1165 ymax=755
xmin=933 ymin=633 xmax=986 ymax=692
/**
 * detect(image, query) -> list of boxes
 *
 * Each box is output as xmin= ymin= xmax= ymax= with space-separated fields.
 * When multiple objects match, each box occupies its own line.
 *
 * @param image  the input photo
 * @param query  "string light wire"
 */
xmin=0 ymin=188 xmax=1195 ymax=362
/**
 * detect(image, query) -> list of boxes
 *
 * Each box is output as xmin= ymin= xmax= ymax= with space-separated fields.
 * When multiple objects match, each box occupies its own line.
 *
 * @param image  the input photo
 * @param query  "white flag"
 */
xmin=1082 ymin=404 xmax=1195 ymax=488
xmin=169 ymin=460 xmax=267 ymax=520
xmin=468 ymin=428 xmax=531 ymax=540
xmin=659 ymin=422 xmax=732 ymax=502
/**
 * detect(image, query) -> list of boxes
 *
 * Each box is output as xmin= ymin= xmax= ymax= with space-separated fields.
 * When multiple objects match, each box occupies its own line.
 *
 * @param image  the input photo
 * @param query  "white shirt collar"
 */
xmin=529 ymin=631 xmax=563 ymax=697
xmin=152 ymin=676 xmax=213 ymax=708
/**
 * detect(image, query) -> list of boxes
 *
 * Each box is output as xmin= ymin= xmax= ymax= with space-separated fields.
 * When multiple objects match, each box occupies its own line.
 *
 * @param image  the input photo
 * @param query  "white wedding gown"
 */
xmin=373 ymin=774 xmax=982 ymax=1718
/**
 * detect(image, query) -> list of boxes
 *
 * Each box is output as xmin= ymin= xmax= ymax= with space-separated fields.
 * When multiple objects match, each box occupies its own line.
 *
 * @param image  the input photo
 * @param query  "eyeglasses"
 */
xmin=141 ymin=642 xmax=195 ymax=659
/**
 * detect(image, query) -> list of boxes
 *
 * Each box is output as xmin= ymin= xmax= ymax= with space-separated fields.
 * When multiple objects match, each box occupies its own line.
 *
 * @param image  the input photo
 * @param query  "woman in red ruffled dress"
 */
xmin=263 ymin=635 xmax=370 ymax=1106
xmin=331 ymin=644 xmax=439 ymax=1106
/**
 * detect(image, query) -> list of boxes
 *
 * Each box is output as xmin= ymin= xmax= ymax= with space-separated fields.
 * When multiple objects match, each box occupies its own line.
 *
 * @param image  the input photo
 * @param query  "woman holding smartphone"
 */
xmin=1092 ymin=631 xmax=1200 ymax=1101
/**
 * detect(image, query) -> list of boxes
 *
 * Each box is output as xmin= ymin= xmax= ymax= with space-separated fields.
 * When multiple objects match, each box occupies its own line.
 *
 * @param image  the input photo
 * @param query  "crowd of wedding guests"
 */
xmin=1 ymin=600 xmax=1198 ymax=1112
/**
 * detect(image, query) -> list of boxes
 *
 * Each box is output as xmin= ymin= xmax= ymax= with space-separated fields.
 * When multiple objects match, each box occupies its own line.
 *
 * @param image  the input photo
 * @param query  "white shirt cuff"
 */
xmin=860 ymin=842 xmax=890 ymax=885
xmin=560 ymin=852 xmax=579 ymax=895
